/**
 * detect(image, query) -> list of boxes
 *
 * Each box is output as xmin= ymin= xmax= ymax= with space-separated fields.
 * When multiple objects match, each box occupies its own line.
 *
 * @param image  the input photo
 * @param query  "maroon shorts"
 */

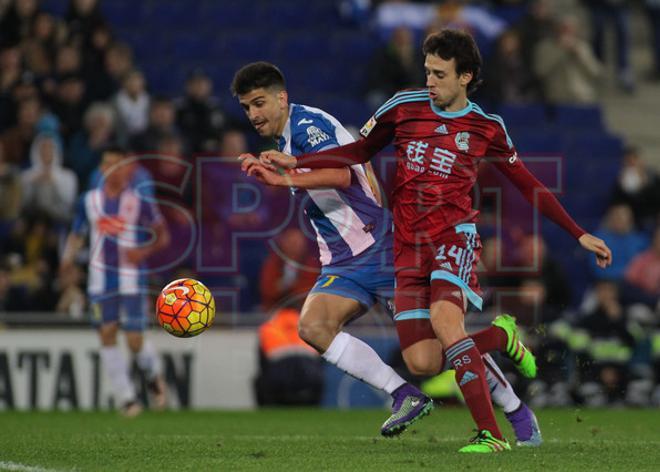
xmin=394 ymin=223 xmax=483 ymax=350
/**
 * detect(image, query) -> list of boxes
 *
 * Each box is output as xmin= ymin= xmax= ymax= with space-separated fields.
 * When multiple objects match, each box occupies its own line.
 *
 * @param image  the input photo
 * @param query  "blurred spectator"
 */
xmin=365 ymin=26 xmax=424 ymax=108
xmin=625 ymin=226 xmax=660 ymax=302
xmin=0 ymin=96 xmax=41 ymax=165
xmin=67 ymin=102 xmax=115 ymax=190
xmin=21 ymin=133 xmax=77 ymax=223
xmin=480 ymin=28 xmax=540 ymax=105
xmin=433 ymin=0 xmax=507 ymax=42
xmin=87 ymin=42 xmax=133 ymax=101
xmin=590 ymin=204 xmax=649 ymax=281
xmin=219 ymin=128 xmax=248 ymax=157
xmin=113 ymin=69 xmax=150 ymax=142
xmin=54 ymin=44 xmax=82 ymax=78
xmin=131 ymin=96 xmax=182 ymax=153
xmin=80 ymin=22 xmax=112 ymax=80
xmin=516 ymin=0 xmax=555 ymax=84
xmin=65 ymin=0 xmax=106 ymax=47
xmin=55 ymin=262 xmax=85 ymax=318
xmin=0 ymin=142 xmax=22 ymax=223
xmin=534 ymin=16 xmax=603 ymax=104
xmin=51 ymin=74 xmax=86 ymax=140
xmin=21 ymin=11 xmax=62 ymax=78
xmin=582 ymin=0 xmax=634 ymax=92
xmin=0 ymin=0 xmax=40 ymax=45
xmin=0 ymin=45 xmax=24 ymax=130
xmin=0 ymin=262 xmax=27 ymax=311
xmin=647 ymin=0 xmax=660 ymax=80
xmin=574 ymin=280 xmax=636 ymax=405
xmin=259 ymin=228 xmax=319 ymax=311
xmin=610 ymin=146 xmax=660 ymax=231
xmin=515 ymin=234 xmax=572 ymax=311
xmin=254 ymin=307 xmax=324 ymax=406
xmin=175 ymin=69 xmax=226 ymax=153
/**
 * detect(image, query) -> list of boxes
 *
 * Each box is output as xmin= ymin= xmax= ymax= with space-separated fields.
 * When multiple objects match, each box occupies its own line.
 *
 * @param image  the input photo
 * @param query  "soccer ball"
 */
xmin=156 ymin=278 xmax=216 ymax=337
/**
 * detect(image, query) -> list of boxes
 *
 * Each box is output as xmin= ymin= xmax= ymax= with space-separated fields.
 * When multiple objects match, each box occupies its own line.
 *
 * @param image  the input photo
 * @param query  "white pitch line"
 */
xmin=0 ymin=461 xmax=66 ymax=472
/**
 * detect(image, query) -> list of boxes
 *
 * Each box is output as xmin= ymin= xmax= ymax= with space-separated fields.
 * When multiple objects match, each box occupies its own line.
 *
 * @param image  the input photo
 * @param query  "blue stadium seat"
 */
xmin=496 ymin=104 xmax=547 ymax=129
xmin=553 ymin=105 xmax=604 ymax=131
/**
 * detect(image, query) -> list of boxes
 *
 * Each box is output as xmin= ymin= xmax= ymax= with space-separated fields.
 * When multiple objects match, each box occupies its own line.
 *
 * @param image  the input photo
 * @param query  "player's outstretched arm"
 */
xmin=578 ymin=233 xmax=612 ymax=268
xmin=240 ymin=153 xmax=350 ymax=189
xmin=494 ymin=158 xmax=613 ymax=269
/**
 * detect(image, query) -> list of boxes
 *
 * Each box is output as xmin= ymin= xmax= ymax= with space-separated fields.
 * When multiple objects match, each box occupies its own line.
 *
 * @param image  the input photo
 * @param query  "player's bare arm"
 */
xmin=241 ymin=154 xmax=351 ymax=189
xmin=60 ymin=232 xmax=85 ymax=275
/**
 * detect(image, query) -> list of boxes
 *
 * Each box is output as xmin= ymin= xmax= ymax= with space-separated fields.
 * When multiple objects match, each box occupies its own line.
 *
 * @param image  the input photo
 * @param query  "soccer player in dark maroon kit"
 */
xmin=259 ymin=30 xmax=612 ymax=452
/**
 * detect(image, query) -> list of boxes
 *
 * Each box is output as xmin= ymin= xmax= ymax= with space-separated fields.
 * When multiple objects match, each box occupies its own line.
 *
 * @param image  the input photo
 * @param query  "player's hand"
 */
xmin=238 ymin=153 xmax=262 ymax=173
xmin=579 ymin=233 xmax=612 ymax=269
xmin=125 ymin=247 xmax=149 ymax=265
xmin=247 ymin=164 xmax=286 ymax=186
xmin=259 ymin=150 xmax=297 ymax=170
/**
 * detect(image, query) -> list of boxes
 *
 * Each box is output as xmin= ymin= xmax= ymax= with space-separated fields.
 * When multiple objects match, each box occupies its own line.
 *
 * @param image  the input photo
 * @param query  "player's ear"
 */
xmin=277 ymin=90 xmax=288 ymax=108
xmin=459 ymin=71 xmax=473 ymax=88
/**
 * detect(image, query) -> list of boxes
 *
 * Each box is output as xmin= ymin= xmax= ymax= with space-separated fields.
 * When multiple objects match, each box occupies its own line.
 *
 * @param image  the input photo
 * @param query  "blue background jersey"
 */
xmin=72 ymin=187 xmax=162 ymax=296
xmin=278 ymin=103 xmax=391 ymax=266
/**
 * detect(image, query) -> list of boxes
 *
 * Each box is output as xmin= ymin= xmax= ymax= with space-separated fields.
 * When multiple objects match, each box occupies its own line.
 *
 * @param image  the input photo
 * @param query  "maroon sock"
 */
xmin=445 ymin=337 xmax=504 ymax=440
xmin=470 ymin=326 xmax=507 ymax=354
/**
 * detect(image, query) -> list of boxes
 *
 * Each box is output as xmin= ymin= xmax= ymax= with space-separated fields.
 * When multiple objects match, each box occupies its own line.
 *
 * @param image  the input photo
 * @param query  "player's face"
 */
xmin=238 ymin=87 xmax=288 ymax=138
xmin=101 ymin=152 xmax=134 ymax=190
xmin=424 ymin=54 xmax=472 ymax=110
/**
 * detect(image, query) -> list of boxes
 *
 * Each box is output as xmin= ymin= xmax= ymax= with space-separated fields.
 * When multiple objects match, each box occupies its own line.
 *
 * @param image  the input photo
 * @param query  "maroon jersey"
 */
xmin=296 ymin=89 xmax=585 ymax=246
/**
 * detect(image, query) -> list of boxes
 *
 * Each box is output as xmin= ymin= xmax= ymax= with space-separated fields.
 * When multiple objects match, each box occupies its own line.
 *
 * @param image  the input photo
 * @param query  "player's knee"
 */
xmin=298 ymin=318 xmax=335 ymax=352
xmin=126 ymin=333 xmax=143 ymax=353
xmin=99 ymin=323 xmax=118 ymax=346
xmin=406 ymin=360 xmax=440 ymax=377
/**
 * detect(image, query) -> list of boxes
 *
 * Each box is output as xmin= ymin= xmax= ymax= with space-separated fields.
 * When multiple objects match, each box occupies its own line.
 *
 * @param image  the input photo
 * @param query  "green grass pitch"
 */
xmin=1 ymin=408 xmax=659 ymax=471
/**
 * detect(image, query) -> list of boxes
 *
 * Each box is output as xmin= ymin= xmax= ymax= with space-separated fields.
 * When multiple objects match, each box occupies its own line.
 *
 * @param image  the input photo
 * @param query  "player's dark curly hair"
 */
xmin=230 ymin=61 xmax=286 ymax=96
xmin=422 ymin=29 xmax=482 ymax=94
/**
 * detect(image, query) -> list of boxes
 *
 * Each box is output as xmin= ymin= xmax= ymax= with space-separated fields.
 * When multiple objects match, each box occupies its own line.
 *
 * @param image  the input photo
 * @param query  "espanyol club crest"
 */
xmin=455 ymin=132 xmax=470 ymax=151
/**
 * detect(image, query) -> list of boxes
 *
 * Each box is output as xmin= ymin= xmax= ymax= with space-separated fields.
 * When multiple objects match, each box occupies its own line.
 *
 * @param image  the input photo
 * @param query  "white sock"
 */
xmin=322 ymin=332 xmax=406 ymax=395
xmin=101 ymin=346 xmax=136 ymax=406
xmin=135 ymin=340 xmax=162 ymax=381
xmin=482 ymin=354 xmax=521 ymax=413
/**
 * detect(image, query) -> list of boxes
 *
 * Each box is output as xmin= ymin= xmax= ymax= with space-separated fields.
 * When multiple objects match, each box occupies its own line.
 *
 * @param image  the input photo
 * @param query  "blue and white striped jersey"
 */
xmin=277 ymin=103 xmax=391 ymax=266
xmin=72 ymin=187 xmax=162 ymax=296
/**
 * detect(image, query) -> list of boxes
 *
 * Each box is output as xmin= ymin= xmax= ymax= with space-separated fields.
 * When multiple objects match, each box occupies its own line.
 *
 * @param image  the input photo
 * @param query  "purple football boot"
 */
xmin=505 ymin=403 xmax=543 ymax=447
xmin=381 ymin=383 xmax=434 ymax=437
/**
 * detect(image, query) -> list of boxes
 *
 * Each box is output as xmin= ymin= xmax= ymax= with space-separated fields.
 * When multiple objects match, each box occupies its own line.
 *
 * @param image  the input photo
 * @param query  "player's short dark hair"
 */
xmin=230 ymin=61 xmax=286 ymax=96
xmin=422 ymin=29 xmax=482 ymax=94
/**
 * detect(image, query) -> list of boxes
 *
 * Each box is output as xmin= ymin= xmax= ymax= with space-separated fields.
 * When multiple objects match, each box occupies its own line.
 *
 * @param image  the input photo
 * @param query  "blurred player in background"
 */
xmin=234 ymin=62 xmax=539 ymax=443
xmin=61 ymin=146 xmax=170 ymax=416
xmin=257 ymin=30 xmax=612 ymax=452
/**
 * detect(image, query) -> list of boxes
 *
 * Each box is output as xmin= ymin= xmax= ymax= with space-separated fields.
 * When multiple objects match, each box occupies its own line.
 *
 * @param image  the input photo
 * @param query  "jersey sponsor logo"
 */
xmin=435 ymin=124 xmax=448 ymax=134
xmin=430 ymin=147 xmax=457 ymax=179
xmin=360 ymin=116 xmax=377 ymax=137
xmin=455 ymin=132 xmax=470 ymax=152
xmin=306 ymin=126 xmax=330 ymax=147
xmin=297 ymin=118 xmax=314 ymax=125
xmin=405 ymin=140 xmax=457 ymax=178
xmin=508 ymin=152 xmax=518 ymax=165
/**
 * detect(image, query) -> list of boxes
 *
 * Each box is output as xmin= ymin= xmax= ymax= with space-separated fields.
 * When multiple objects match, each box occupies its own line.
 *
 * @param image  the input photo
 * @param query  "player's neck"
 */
xmin=443 ymin=96 xmax=469 ymax=113
xmin=104 ymin=183 xmax=122 ymax=198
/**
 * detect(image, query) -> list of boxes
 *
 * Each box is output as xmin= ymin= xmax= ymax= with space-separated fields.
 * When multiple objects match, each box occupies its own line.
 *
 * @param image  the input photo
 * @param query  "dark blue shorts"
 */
xmin=89 ymin=294 xmax=149 ymax=331
xmin=310 ymin=242 xmax=394 ymax=312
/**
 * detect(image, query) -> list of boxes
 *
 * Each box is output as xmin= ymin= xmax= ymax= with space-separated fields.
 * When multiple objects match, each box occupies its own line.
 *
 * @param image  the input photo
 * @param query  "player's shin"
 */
xmin=135 ymin=340 xmax=163 ymax=381
xmin=445 ymin=338 xmax=504 ymax=440
xmin=322 ymin=332 xmax=405 ymax=393
xmin=100 ymin=345 xmax=137 ymax=406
